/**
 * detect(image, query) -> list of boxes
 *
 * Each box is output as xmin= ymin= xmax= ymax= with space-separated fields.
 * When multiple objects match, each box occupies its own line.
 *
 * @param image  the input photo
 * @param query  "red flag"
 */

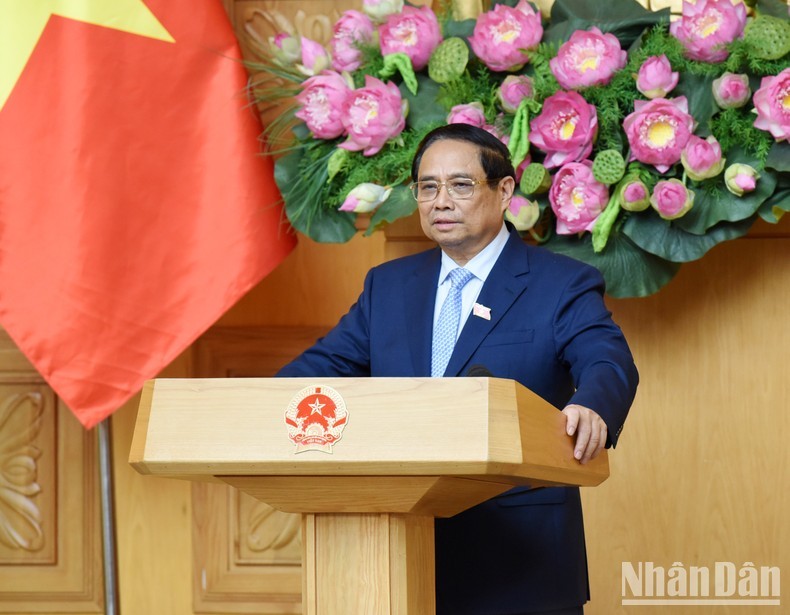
xmin=0 ymin=1 xmax=295 ymax=428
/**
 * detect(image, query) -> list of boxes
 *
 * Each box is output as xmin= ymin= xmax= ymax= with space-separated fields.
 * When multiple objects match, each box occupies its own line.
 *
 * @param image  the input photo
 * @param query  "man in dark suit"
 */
xmin=278 ymin=124 xmax=638 ymax=614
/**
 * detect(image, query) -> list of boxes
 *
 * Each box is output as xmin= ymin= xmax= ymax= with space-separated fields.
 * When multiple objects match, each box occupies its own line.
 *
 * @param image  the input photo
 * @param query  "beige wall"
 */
xmin=584 ymin=229 xmax=790 ymax=614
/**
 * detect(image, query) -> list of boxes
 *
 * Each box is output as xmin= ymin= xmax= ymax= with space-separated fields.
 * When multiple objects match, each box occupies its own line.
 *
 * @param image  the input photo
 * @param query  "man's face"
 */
xmin=416 ymin=139 xmax=514 ymax=266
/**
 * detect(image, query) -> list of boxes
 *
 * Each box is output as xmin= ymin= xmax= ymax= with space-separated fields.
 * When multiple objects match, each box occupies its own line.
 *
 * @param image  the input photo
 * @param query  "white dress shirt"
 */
xmin=432 ymin=223 xmax=510 ymax=341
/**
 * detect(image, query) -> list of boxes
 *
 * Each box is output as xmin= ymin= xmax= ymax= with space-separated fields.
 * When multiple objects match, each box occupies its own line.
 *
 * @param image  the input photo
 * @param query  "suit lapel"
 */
xmin=403 ymin=249 xmax=441 ymax=376
xmin=444 ymin=230 xmax=531 ymax=377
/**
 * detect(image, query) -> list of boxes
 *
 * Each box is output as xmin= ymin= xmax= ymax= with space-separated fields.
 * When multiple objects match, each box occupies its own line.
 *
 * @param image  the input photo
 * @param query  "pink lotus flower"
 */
xmin=498 ymin=75 xmax=534 ymax=113
xmin=636 ymin=55 xmax=679 ymax=99
xmin=618 ymin=178 xmax=650 ymax=211
xmin=339 ymin=182 xmax=392 ymax=212
xmin=724 ymin=163 xmax=759 ymax=196
xmin=505 ymin=195 xmax=540 ymax=231
xmin=549 ymin=161 xmax=609 ymax=234
xmin=669 ymin=0 xmax=747 ymax=63
xmin=297 ymin=37 xmax=331 ymax=76
xmin=379 ymin=6 xmax=442 ymax=71
xmin=753 ymin=68 xmax=790 ymax=141
xmin=712 ymin=73 xmax=751 ymax=109
xmin=550 ymin=27 xmax=627 ymax=90
xmin=340 ymin=76 xmax=407 ymax=156
xmin=650 ymin=179 xmax=694 ymax=220
xmin=623 ymin=97 xmax=695 ymax=173
xmin=363 ymin=0 xmax=403 ymax=23
xmin=269 ymin=33 xmax=301 ymax=66
xmin=295 ymin=71 xmax=353 ymax=139
xmin=468 ymin=0 xmax=543 ymax=72
xmin=529 ymin=91 xmax=598 ymax=169
xmin=447 ymin=102 xmax=487 ymax=127
xmin=681 ymin=135 xmax=725 ymax=181
xmin=330 ymin=11 xmax=375 ymax=72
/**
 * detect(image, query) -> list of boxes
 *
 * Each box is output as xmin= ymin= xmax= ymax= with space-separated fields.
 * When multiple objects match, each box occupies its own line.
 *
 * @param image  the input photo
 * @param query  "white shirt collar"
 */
xmin=438 ymin=223 xmax=510 ymax=286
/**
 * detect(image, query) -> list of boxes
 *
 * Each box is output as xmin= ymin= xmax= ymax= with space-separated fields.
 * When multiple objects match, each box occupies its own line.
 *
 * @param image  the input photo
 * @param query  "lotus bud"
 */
xmin=712 ymin=73 xmax=751 ymax=109
xmin=339 ymin=183 xmax=392 ymax=213
xmin=505 ymin=195 xmax=540 ymax=231
xmin=617 ymin=177 xmax=651 ymax=212
xmin=650 ymin=179 xmax=694 ymax=220
xmin=724 ymin=164 xmax=759 ymax=196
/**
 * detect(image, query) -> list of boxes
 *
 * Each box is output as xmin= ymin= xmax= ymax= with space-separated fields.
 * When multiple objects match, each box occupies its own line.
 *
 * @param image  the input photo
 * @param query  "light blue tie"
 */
xmin=431 ymin=268 xmax=474 ymax=377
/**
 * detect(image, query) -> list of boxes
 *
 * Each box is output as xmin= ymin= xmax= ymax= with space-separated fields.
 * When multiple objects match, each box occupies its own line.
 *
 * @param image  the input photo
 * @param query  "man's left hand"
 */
xmin=562 ymin=404 xmax=607 ymax=465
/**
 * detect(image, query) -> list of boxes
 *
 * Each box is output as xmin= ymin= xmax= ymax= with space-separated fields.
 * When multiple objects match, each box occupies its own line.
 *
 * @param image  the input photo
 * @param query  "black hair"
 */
xmin=410 ymin=124 xmax=516 ymax=183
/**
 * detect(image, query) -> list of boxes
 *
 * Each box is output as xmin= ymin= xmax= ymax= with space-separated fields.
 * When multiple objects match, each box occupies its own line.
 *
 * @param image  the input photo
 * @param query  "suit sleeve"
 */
xmin=277 ymin=269 xmax=374 ymax=377
xmin=552 ymin=264 xmax=638 ymax=448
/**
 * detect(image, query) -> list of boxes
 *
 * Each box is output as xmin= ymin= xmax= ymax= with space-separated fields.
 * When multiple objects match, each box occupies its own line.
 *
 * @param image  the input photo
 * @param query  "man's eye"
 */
xmin=421 ymin=183 xmax=438 ymax=194
xmin=450 ymin=180 xmax=474 ymax=194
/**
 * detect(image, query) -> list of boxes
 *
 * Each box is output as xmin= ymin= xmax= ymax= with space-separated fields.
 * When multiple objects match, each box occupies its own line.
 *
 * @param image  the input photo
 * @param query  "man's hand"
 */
xmin=561 ymin=404 xmax=607 ymax=465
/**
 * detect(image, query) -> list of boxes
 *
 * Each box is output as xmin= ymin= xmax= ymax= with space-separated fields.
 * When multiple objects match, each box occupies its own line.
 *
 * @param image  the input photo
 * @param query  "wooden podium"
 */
xmin=129 ymin=377 xmax=608 ymax=614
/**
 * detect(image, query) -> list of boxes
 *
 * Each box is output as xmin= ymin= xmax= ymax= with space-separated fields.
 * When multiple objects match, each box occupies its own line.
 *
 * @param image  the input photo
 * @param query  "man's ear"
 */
xmin=499 ymin=176 xmax=516 ymax=211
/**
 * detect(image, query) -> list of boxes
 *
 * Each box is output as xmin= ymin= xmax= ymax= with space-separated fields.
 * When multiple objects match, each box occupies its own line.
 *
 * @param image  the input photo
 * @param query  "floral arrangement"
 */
xmin=253 ymin=0 xmax=790 ymax=297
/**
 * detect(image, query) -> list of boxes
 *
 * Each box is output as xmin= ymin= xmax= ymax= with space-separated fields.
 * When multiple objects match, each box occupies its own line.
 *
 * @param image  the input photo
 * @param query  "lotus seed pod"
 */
xmin=428 ymin=38 xmax=469 ymax=84
xmin=592 ymin=149 xmax=626 ymax=185
xmin=744 ymin=15 xmax=790 ymax=61
xmin=520 ymin=163 xmax=552 ymax=195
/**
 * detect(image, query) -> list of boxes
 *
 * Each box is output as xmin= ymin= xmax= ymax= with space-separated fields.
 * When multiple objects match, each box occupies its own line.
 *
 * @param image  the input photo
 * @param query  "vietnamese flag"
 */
xmin=0 ymin=1 xmax=296 ymax=427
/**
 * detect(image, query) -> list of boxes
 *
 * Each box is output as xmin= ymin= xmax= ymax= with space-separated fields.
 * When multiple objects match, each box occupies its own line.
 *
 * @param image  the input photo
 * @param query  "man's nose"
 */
xmin=433 ymin=184 xmax=454 ymax=208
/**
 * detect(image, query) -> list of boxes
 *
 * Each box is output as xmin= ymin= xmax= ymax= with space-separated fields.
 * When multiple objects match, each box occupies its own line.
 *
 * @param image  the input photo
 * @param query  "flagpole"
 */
xmin=98 ymin=418 xmax=121 ymax=615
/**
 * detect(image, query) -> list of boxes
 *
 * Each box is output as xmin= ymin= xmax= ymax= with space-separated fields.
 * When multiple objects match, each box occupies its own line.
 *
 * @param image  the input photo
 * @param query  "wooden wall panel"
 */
xmin=192 ymin=482 xmax=302 ymax=614
xmin=0 ymin=333 xmax=102 ymax=614
xmin=0 ymin=385 xmax=55 ymax=565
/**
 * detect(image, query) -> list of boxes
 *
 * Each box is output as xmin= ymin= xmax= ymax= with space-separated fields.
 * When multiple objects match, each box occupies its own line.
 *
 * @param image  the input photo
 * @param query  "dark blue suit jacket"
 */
xmin=278 ymin=227 xmax=638 ymax=614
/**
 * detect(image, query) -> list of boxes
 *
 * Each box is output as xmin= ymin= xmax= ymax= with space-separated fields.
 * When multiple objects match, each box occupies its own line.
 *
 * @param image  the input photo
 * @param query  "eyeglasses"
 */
xmin=409 ymin=178 xmax=501 ymax=202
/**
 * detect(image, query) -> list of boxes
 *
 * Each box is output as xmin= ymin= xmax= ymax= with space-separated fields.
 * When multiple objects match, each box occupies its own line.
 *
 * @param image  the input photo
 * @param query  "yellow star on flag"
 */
xmin=0 ymin=0 xmax=174 ymax=111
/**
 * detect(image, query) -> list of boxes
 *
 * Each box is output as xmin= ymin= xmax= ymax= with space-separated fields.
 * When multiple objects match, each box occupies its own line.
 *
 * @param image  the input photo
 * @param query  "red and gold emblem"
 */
xmin=284 ymin=385 xmax=348 ymax=453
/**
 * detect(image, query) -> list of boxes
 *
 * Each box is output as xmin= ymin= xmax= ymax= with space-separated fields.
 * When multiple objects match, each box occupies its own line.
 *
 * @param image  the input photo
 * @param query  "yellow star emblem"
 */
xmin=0 ymin=0 xmax=175 ymax=111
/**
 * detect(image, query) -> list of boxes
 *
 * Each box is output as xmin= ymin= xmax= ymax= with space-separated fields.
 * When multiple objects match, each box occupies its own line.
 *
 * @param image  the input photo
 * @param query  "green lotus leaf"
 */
xmin=766 ymin=142 xmax=790 ymax=173
xmin=443 ymin=18 xmax=476 ymax=39
xmin=545 ymin=232 xmax=681 ymax=298
xmin=672 ymin=167 xmax=777 ymax=235
xmin=623 ymin=209 xmax=755 ymax=262
xmin=758 ymin=187 xmax=790 ymax=223
xmin=286 ymin=201 xmax=357 ymax=243
xmin=366 ymin=185 xmax=418 ymax=236
xmin=544 ymin=0 xmax=669 ymax=47
xmin=400 ymin=75 xmax=446 ymax=131
xmin=673 ymin=73 xmax=717 ymax=136
xmin=755 ymin=0 xmax=790 ymax=19
xmin=275 ymin=149 xmax=357 ymax=243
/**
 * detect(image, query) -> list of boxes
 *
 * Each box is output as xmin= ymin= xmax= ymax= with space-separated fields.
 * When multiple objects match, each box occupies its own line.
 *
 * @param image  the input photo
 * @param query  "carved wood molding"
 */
xmin=0 ymin=331 xmax=102 ymax=612
xmin=191 ymin=326 xmax=328 ymax=614
xmin=193 ymin=482 xmax=302 ymax=614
